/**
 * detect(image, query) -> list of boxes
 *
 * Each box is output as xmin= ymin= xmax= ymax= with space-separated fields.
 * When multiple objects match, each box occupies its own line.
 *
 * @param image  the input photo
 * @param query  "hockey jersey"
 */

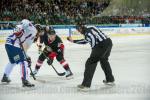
xmin=6 ymin=23 xmax=37 ymax=49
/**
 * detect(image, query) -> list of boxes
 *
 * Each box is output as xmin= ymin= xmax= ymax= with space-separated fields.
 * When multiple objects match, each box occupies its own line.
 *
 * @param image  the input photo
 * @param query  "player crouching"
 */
xmin=32 ymin=26 xmax=73 ymax=79
xmin=1 ymin=19 xmax=39 ymax=87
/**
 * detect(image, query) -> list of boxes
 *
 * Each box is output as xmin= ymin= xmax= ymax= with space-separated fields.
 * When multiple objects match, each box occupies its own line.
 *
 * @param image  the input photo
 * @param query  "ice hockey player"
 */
xmin=67 ymin=22 xmax=115 ymax=91
xmin=32 ymin=26 xmax=73 ymax=79
xmin=1 ymin=19 xmax=43 ymax=87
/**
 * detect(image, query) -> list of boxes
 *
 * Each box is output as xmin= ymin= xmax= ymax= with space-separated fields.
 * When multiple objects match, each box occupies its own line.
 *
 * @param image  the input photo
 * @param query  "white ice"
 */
xmin=0 ymin=35 xmax=150 ymax=100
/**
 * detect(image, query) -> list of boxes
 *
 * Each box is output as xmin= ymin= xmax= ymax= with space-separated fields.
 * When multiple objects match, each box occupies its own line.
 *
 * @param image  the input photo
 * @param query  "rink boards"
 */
xmin=0 ymin=26 xmax=150 ymax=44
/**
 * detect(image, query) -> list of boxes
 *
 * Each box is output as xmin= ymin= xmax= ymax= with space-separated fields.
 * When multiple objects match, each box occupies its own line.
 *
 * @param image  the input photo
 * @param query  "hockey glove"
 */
xmin=48 ymin=52 xmax=57 ymax=60
xmin=26 ymin=56 xmax=31 ymax=66
xmin=57 ymin=43 xmax=64 ymax=53
xmin=47 ymin=59 xmax=53 ymax=65
xmin=67 ymin=37 xmax=73 ymax=42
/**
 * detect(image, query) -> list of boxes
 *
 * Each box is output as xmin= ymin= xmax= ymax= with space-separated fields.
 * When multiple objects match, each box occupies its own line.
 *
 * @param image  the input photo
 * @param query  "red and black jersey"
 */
xmin=40 ymin=32 xmax=63 ymax=53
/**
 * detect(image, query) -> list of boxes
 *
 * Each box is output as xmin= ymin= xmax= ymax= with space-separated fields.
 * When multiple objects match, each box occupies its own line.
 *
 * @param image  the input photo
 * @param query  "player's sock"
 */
xmin=35 ymin=60 xmax=43 ymax=69
xmin=60 ymin=60 xmax=69 ymax=70
xmin=20 ymin=61 xmax=30 ymax=82
xmin=60 ymin=60 xmax=73 ymax=79
xmin=4 ymin=62 xmax=16 ymax=78
xmin=31 ymin=60 xmax=43 ymax=76
xmin=65 ymin=69 xmax=73 ymax=79
xmin=1 ymin=62 xmax=15 ymax=83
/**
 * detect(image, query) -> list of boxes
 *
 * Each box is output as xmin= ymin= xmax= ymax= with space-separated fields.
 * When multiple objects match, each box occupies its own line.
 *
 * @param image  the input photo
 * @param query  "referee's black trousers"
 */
xmin=82 ymin=38 xmax=115 ymax=87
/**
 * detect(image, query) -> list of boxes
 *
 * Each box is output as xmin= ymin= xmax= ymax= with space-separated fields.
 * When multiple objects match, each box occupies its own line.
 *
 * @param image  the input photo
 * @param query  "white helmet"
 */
xmin=21 ymin=19 xmax=33 ymax=29
xmin=14 ymin=25 xmax=23 ymax=32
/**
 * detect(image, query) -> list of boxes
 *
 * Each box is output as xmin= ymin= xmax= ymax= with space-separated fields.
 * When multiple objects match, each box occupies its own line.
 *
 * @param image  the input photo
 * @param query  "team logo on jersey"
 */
xmin=13 ymin=55 xmax=20 ymax=62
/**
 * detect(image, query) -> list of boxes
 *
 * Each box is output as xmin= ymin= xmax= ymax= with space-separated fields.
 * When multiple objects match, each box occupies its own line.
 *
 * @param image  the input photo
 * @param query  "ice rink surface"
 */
xmin=0 ymin=35 xmax=150 ymax=100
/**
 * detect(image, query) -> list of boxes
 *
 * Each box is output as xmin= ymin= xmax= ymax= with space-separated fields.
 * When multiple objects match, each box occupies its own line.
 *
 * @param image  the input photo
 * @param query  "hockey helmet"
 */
xmin=35 ymin=24 xmax=44 ymax=33
xmin=47 ymin=26 xmax=56 ymax=35
xmin=76 ymin=21 xmax=86 ymax=34
xmin=21 ymin=19 xmax=32 ymax=29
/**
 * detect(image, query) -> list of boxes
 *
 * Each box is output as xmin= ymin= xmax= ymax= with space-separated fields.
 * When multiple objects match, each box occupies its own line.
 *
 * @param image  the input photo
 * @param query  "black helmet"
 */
xmin=47 ymin=26 xmax=56 ymax=35
xmin=76 ymin=21 xmax=86 ymax=34
xmin=35 ymin=24 xmax=44 ymax=32
xmin=76 ymin=18 xmax=87 ymax=29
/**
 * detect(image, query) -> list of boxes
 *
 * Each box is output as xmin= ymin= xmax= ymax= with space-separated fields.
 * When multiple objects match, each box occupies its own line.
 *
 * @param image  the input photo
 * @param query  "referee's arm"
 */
xmin=67 ymin=37 xmax=88 ymax=44
xmin=73 ymin=39 xmax=88 ymax=44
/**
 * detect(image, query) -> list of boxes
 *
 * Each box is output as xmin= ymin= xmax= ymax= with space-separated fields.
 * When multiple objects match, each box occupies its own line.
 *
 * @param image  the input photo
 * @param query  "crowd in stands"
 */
xmin=0 ymin=0 xmax=110 ymax=25
xmin=0 ymin=0 xmax=149 ymax=29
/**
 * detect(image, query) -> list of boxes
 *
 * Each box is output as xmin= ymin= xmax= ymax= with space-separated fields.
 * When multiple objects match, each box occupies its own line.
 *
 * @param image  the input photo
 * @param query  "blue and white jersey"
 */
xmin=6 ymin=33 xmax=19 ymax=47
xmin=6 ymin=20 xmax=37 ymax=48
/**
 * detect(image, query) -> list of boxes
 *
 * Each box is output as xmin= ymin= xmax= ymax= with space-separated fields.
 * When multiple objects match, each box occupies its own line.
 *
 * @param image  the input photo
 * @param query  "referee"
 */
xmin=67 ymin=23 xmax=115 ymax=91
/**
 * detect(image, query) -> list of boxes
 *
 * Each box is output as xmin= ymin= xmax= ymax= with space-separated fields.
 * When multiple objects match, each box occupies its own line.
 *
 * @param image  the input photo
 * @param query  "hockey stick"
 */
xmin=50 ymin=63 xmax=66 ymax=76
xmin=18 ymin=38 xmax=36 ymax=80
xmin=42 ymin=52 xmax=66 ymax=76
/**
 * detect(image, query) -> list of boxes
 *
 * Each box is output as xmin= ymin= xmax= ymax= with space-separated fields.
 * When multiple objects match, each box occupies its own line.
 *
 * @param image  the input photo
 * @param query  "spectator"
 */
xmin=0 ymin=0 xmax=110 ymax=25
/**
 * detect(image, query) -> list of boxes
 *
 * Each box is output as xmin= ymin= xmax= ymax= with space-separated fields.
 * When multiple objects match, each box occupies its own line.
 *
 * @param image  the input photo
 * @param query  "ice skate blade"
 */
xmin=104 ymin=82 xmax=115 ymax=86
xmin=77 ymin=85 xmax=90 ymax=92
xmin=22 ymin=84 xmax=35 ymax=88
xmin=66 ymin=75 xmax=74 ymax=80
xmin=77 ymin=87 xmax=90 ymax=92
xmin=0 ymin=82 xmax=10 ymax=85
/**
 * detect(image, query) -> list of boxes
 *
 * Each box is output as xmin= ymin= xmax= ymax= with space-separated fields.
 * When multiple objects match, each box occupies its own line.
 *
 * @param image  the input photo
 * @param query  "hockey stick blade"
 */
xmin=51 ymin=64 xmax=66 ymax=76
xmin=57 ymin=72 xmax=66 ymax=76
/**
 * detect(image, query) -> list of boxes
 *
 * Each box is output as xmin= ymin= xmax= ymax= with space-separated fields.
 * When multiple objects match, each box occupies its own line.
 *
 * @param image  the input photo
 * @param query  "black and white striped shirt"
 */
xmin=73 ymin=26 xmax=109 ymax=48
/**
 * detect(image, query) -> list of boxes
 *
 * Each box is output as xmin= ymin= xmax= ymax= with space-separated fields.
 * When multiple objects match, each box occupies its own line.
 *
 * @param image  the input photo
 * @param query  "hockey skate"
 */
xmin=65 ymin=69 xmax=73 ymax=80
xmin=1 ymin=74 xmax=11 ymax=83
xmin=77 ymin=84 xmax=90 ymax=92
xmin=22 ymin=79 xmax=35 ymax=87
xmin=103 ymin=80 xmax=115 ymax=86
